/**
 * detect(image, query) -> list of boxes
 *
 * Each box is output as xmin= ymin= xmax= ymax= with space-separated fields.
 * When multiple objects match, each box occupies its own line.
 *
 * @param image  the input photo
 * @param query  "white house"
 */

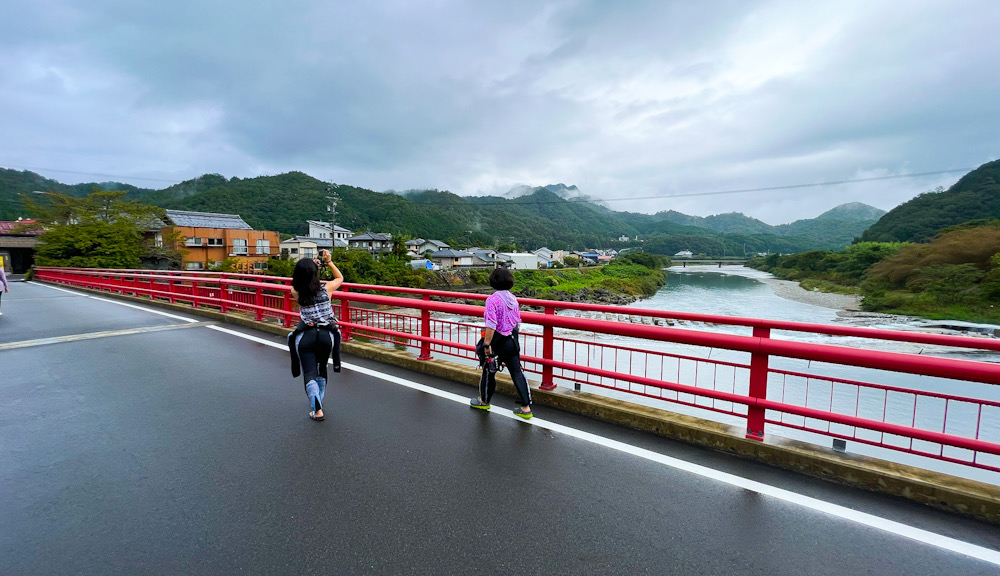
xmin=469 ymin=249 xmax=498 ymax=268
xmin=307 ymin=220 xmax=352 ymax=243
xmin=674 ymin=250 xmax=694 ymax=259
xmin=532 ymin=247 xmax=553 ymax=260
xmin=280 ymin=237 xmax=319 ymax=260
xmin=405 ymin=238 xmax=451 ymax=255
xmin=429 ymin=250 xmax=474 ymax=269
xmin=349 ymin=232 xmax=393 ymax=254
xmin=497 ymin=252 xmax=540 ymax=270
xmin=532 ymin=247 xmax=556 ymax=268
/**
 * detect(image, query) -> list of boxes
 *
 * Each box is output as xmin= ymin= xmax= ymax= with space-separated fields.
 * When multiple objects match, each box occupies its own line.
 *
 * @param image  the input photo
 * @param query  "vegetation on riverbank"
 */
xmin=749 ymin=223 xmax=1000 ymax=323
xmin=421 ymin=253 xmax=670 ymax=304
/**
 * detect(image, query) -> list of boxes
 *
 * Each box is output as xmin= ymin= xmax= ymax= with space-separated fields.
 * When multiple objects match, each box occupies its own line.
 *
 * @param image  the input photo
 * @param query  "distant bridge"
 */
xmin=673 ymin=258 xmax=748 ymax=267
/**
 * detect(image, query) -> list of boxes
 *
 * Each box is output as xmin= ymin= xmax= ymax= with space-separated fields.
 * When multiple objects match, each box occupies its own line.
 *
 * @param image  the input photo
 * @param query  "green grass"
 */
xmin=512 ymin=265 xmax=667 ymax=300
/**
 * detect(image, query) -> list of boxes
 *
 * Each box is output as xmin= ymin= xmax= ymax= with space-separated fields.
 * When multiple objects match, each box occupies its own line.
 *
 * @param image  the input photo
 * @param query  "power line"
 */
xmin=2 ymin=164 xmax=181 ymax=184
xmin=600 ymin=169 xmax=971 ymax=203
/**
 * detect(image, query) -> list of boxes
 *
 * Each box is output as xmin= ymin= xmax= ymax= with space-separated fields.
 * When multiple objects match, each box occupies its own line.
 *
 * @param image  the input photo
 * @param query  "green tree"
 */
xmin=25 ymin=189 xmax=174 ymax=269
xmin=906 ymin=264 xmax=984 ymax=304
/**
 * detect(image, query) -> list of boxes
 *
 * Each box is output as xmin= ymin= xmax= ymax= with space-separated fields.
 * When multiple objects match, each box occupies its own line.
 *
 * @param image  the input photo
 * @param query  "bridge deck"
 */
xmin=2 ymin=281 xmax=998 ymax=575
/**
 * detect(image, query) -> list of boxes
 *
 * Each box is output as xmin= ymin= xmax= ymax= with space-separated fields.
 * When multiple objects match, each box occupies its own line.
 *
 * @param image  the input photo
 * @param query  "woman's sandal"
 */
xmin=309 ymin=411 xmax=325 ymax=421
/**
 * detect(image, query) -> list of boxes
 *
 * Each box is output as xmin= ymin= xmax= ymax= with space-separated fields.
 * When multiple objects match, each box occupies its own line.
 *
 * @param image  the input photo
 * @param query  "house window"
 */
xmin=207 ymin=238 xmax=224 ymax=246
xmin=232 ymin=238 xmax=248 ymax=255
xmin=185 ymin=262 xmax=205 ymax=270
xmin=290 ymin=248 xmax=298 ymax=254
xmin=185 ymin=237 xmax=203 ymax=247
xmin=253 ymin=261 xmax=268 ymax=271
xmin=256 ymin=239 xmax=270 ymax=255
xmin=303 ymin=248 xmax=315 ymax=259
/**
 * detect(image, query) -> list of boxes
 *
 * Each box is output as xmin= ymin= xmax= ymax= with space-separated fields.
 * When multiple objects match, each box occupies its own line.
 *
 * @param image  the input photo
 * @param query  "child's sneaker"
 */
xmin=512 ymin=407 xmax=533 ymax=419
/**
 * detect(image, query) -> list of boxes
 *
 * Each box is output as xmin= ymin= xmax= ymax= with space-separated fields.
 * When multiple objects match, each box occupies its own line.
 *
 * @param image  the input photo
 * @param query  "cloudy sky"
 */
xmin=2 ymin=0 xmax=998 ymax=224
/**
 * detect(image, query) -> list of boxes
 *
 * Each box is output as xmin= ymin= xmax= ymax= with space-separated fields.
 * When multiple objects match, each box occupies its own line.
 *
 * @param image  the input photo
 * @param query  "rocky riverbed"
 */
xmin=756 ymin=277 xmax=861 ymax=311
xmin=756 ymin=277 xmax=925 ymax=326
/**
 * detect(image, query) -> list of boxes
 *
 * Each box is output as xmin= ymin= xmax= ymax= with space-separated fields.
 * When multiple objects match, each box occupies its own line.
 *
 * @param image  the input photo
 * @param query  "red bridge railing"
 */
xmin=34 ymin=267 xmax=1000 ymax=479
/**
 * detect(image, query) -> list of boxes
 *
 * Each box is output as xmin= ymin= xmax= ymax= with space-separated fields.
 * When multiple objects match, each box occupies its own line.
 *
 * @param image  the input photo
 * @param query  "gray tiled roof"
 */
xmin=306 ymin=220 xmax=352 ymax=233
xmin=284 ymin=237 xmax=349 ymax=249
xmin=165 ymin=210 xmax=253 ymax=230
xmin=349 ymin=232 xmax=392 ymax=241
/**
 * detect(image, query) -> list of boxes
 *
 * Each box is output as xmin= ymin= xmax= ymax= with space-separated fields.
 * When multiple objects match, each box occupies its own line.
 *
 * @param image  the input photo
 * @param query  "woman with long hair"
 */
xmin=288 ymin=249 xmax=344 ymax=421
xmin=470 ymin=267 xmax=533 ymax=419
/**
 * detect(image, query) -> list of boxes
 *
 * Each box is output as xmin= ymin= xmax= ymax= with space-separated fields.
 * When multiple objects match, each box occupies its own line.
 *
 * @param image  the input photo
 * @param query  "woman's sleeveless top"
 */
xmin=299 ymin=289 xmax=337 ymax=325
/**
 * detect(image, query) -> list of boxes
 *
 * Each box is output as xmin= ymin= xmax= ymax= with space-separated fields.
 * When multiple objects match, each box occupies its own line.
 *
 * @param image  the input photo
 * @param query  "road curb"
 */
xmin=40 ymin=281 xmax=1000 ymax=525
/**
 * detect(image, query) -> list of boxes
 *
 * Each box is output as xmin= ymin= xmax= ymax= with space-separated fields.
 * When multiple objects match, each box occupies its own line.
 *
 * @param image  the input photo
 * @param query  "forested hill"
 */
xmin=2 ymin=167 xmax=883 ymax=253
xmin=860 ymin=159 xmax=1000 ymax=243
xmin=0 ymin=168 xmax=147 ymax=219
xmin=621 ymin=202 xmax=884 ymax=248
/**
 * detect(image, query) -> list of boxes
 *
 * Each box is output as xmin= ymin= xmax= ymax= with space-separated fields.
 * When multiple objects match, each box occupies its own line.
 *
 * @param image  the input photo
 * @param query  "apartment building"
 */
xmin=163 ymin=210 xmax=279 ymax=273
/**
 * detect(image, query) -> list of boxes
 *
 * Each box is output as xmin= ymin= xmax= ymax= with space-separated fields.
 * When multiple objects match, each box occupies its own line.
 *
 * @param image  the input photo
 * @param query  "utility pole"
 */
xmin=326 ymin=183 xmax=339 ymax=245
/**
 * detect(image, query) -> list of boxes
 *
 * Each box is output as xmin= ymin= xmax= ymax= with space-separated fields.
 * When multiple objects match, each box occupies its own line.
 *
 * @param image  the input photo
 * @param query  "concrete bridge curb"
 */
xmin=39 ymin=281 xmax=1000 ymax=525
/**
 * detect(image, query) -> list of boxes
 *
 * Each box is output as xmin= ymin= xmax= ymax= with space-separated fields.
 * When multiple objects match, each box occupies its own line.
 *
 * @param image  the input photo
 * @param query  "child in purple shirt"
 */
xmin=470 ymin=268 xmax=533 ymax=418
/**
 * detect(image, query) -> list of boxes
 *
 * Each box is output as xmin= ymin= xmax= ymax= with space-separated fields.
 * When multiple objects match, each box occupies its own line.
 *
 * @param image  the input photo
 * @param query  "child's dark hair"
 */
xmin=291 ymin=257 xmax=322 ymax=305
xmin=489 ymin=267 xmax=515 ymax=290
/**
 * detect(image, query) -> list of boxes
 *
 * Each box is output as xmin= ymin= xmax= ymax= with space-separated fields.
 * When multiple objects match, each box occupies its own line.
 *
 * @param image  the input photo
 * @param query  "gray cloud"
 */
xmin=1 ymin=0 xmax=998 ymax=224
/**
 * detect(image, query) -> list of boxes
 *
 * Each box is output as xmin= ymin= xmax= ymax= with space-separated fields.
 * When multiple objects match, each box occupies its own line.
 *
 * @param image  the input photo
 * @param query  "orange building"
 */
xmin=163 ymin=210 xmax=279 ymax=273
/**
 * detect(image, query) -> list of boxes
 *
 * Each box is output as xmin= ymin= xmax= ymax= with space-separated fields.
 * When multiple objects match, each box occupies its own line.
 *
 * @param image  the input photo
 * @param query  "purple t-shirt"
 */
xmin=484 ymin=290 xmax=521 ymax=336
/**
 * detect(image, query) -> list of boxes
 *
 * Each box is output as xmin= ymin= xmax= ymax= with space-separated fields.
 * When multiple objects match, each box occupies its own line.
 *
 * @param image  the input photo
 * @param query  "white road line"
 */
xmin=39 ymin=289 xmax=1000 ymax=566
xmin=0 ymin=321 xmax=214 ymax=351
xmin=36 ymin=282 xmax=199 ymax=323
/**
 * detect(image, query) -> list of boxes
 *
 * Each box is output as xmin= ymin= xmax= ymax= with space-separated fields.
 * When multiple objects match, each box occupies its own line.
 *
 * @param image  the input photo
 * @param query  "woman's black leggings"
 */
xmin=478 ymin=331 xmax=532 ymax=407
xmin=295 ymin=326 xmax=341 ymax=386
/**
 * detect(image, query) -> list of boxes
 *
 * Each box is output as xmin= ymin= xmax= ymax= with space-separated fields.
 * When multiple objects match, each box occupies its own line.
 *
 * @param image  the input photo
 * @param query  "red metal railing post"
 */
xmin=339 ymin=286 xmax=352 ymax=341
xmin=168 ymin=278 xmax=176 ymax=304
xmin=219 ymin=279 xmax=229 ymax=313
xmin=255 ymin=287 xmax=264 ymax=321
xmin=282 ymin=290 xmax=294 ymax=328
xmin=418 ymin=295 xmax=433 ymax=360
xmin=540 ymin=307 xmax=557 ymax=390
xmin=746 ymin=326 xmax=770 ymax=441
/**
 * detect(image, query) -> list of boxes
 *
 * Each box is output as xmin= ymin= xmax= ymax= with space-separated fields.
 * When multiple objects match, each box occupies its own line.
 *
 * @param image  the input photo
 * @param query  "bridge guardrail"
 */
xmin=33 ymin=266 xmax=1000 ymax=479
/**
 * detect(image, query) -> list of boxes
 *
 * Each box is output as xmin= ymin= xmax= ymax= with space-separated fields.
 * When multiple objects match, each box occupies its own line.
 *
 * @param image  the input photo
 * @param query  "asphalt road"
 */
xmin=2 ymin=280 xmax=999 ymax=575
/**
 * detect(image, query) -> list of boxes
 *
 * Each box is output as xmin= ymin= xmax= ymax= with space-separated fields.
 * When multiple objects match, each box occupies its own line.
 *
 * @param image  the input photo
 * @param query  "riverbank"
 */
xmin=420 ymin=259 xmax=668 ymax=306
xmin=757 ymin=277 xmax=861 ymax=311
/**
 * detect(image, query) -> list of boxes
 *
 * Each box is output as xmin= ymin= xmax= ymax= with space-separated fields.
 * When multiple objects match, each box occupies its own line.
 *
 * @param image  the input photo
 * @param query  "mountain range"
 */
xmin=1 ymin=167 xmax=888 ymax=254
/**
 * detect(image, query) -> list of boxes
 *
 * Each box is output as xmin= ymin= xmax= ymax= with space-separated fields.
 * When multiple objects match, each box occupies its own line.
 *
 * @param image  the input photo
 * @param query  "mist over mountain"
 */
xmin=504 ymin=183 xmax=586 ymax=200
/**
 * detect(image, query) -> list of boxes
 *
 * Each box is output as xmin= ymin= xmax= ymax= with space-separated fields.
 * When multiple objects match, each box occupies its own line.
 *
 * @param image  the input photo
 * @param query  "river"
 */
xmin=602 ymin=265 xmax=1000 ymax=485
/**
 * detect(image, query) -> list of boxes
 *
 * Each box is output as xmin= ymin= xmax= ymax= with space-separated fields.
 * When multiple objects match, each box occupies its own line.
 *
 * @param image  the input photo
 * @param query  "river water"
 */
xmin=604 ymin=265 xmax=1000 ymax=485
